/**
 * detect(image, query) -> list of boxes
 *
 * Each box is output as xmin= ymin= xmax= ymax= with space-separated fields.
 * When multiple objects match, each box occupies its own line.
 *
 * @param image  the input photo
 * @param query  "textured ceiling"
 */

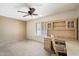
xmin=0 ymin=3 xmax=79 ymax=21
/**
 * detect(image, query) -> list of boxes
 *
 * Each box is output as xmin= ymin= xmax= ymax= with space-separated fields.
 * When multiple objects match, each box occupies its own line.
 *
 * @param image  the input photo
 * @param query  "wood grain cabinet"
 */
xmin=66 ymin=19 xmax=77 ymax=30
xmin=46 ymin=18 xmax=78 ymax=40
xmin=44 ymin=37 xmax=54 ymax=53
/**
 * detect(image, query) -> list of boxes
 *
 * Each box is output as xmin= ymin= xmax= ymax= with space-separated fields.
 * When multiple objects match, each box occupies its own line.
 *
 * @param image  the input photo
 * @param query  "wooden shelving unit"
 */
xmin=53 ymin=21 xmax=66 ymax=31
xmin=46 ymin=18 xmax=78 ymax=40
xmin=44 ymin=18 xmax=78 ymax=56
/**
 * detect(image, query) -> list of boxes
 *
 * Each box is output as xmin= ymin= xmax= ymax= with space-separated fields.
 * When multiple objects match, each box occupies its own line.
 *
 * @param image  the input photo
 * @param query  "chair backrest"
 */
xmin=51 ymin=35 xmax=57 ymax=53
xmin=51 ymin=35 xmax=55 ymax=45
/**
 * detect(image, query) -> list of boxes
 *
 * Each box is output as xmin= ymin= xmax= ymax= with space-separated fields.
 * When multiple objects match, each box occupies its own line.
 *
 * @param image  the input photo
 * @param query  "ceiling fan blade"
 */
xmin=17 ymin=11 xmax=27 ymax=13
xmin=33 ymin=14 xmax=38 ymax=15
xmin=23 ymin=15 xmax=29 ymax=17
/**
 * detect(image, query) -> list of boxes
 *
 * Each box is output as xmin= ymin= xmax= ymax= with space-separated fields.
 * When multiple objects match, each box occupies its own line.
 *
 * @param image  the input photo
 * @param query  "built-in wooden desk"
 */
xmin=44 ymin=36 xmax=67 ymax=56
xmin=44 ymin=36 xmax=55 ymax=53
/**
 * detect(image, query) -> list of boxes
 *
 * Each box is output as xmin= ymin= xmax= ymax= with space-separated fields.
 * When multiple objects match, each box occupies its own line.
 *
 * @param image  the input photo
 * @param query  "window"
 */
xmin=36 ymin=23 xmax=42 ymax=36
xmin=36 ymin=22 xmax=47 ymax=37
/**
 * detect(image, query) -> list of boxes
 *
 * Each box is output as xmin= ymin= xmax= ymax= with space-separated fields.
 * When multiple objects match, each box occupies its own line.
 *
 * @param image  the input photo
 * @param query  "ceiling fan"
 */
xmin=17 ymin=6 xmax=38 ymax=17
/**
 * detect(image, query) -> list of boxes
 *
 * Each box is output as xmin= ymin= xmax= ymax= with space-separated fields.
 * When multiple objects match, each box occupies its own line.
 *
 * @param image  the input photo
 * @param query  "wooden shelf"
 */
xmin=53 ymin=26 xmax=66 ymax=31
xmin=53 ymin=25 xmax=65 ymax=27
xmin=46 ymin=18 xmax=77 ymax=40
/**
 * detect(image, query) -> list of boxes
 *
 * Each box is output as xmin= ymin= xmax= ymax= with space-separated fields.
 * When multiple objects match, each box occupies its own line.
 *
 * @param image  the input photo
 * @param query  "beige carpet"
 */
xmin=66 ymin=39 xmax=79 ymax=56
xmin=0 ymin=40 xmax=51 ymax=56
xmin=0 ymin=39 xmax=79 ymax=56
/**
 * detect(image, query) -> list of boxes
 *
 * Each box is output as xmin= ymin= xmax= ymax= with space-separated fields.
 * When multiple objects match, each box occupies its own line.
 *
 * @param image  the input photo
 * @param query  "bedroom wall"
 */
xmin=0 ymin=16 xmax=26 ymax=46
xmin=26 ymin=9 xmax=78 ymax=42
xmin=77 ymin=8 xmax=79 ymax=40
xmin=77 ymin=8 xmax=79 ymax=17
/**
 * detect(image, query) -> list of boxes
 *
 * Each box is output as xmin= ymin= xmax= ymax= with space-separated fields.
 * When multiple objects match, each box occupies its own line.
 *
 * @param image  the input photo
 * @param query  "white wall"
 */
xmin=26 ymin=9 xmax=78 ymax=42
xmin=0 ymin=16 xmax=26 ymax=46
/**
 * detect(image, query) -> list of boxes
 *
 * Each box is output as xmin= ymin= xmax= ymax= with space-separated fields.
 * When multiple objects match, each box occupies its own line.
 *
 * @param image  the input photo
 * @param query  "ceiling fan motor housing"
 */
xmin=28 ymin=8 xmax=36 ymax=15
